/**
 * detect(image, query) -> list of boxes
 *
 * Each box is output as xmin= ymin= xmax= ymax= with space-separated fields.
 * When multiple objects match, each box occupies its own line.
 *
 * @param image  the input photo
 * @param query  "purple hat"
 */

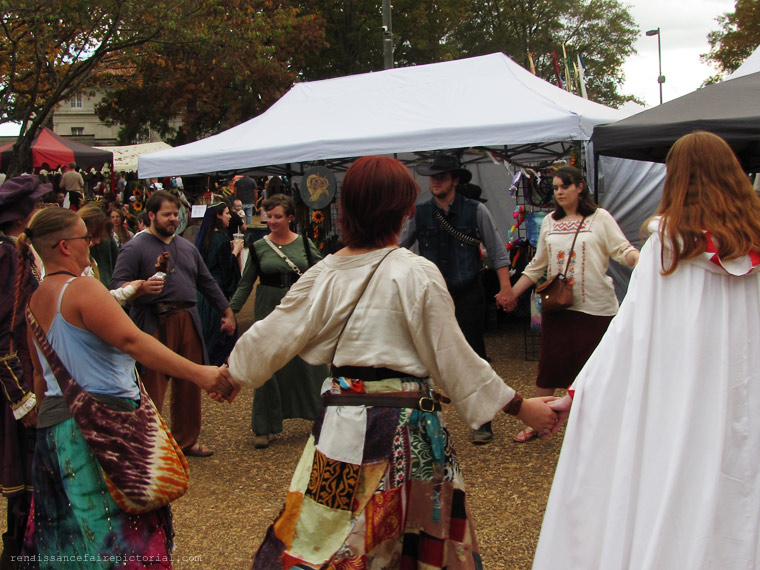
xmin=0 ymin=175 xmax=52 ymax=225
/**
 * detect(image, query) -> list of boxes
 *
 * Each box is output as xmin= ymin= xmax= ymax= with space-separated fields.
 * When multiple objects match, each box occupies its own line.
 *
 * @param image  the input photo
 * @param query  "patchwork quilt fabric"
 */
xmin=253 ymin=378 xmax=482 ymax=569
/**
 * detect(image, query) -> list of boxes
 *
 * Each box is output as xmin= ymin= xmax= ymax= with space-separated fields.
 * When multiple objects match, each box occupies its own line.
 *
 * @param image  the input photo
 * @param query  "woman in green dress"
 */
xmin=229 ymin=194 xmax=327 ymax=448
xmin=196 ymin=202 xmax=242 ymax=365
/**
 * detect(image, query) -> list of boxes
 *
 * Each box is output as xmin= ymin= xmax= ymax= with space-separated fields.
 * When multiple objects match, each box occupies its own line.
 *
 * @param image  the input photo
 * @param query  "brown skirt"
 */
xmin=536 ymin=309 xmax=613 ymax=389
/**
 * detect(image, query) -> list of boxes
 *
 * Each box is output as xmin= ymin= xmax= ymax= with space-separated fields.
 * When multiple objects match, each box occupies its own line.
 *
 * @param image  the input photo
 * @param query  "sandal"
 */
xmin=513 ymin=428 xmax=538 ymax=443
xmin=182 ymin=443 xmax=214 ymax=457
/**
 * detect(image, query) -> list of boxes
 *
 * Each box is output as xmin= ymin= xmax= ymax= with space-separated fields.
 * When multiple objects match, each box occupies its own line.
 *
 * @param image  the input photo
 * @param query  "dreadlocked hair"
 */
xmin=13 ymin=208 xmax=80 ymax=335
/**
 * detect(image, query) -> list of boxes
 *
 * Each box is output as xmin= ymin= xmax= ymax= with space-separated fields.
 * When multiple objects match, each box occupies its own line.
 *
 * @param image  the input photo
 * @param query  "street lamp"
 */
xmin=382 ymin=0 xmax=394 ymax=70
xmin=646 ymin=28 xmax=665 ymax=104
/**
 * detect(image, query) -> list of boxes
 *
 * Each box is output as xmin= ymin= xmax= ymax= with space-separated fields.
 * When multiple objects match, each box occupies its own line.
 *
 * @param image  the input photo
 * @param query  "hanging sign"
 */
xmin=300 ymin=166 xmax=337 ymax=210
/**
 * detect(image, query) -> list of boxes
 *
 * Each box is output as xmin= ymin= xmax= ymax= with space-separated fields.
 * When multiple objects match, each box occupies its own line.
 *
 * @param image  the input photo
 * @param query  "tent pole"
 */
xmin=593 ymin=151 xmax=599 ymax=203
xmin=382 ymin=0 xmax=394 ymax=70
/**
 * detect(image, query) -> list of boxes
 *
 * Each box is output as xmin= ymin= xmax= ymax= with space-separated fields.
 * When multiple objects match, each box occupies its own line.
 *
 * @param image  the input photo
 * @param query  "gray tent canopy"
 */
xmin=591 ymin=71 xmax=760 ymax=172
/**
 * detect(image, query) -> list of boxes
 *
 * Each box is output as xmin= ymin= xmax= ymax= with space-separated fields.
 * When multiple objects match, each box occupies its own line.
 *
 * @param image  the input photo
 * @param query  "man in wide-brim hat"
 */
xmin=401 ymin=154 xmax=516 ymax=445
xmin=414 ymin=153 xmax=474 ymax=183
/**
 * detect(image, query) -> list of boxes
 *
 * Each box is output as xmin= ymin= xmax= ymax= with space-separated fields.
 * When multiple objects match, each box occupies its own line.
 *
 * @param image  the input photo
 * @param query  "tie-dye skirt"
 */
xmin=253 ymin=377 xmax=483 ymax=569
xmin=27 ymin=418 xmax=174 ymax=569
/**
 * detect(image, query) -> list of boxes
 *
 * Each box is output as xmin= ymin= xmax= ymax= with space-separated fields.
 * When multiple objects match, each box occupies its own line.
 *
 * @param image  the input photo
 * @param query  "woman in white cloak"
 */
xmin=533 ymin=131 xmax=760 ymax=570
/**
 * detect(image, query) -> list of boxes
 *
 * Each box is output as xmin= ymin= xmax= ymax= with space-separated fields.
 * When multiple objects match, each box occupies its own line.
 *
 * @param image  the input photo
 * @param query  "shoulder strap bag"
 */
xmin=263 ymin=234 xmax=303 ymax=275
xmin=26 ymin=305 xmax=189 ymax=514
xmin=535 ymin=217 xmax=585 ymax=314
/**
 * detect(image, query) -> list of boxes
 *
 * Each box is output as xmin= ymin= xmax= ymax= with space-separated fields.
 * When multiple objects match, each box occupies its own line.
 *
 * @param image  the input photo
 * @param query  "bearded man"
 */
xmin=112 ymin=190 xmax=235 ymax=457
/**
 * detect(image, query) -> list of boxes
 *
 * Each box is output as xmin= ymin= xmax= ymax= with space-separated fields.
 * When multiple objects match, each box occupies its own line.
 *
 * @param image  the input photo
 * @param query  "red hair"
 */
xmin=339 ymin=156 xmax=419 ymax=249
xmin=653 ymin=131 xmax=760 ymax=274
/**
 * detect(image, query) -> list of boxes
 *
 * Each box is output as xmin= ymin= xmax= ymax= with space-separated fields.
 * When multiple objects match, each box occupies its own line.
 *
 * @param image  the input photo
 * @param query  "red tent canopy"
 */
xmin=0 ymin=128 xmax=113 ymax=173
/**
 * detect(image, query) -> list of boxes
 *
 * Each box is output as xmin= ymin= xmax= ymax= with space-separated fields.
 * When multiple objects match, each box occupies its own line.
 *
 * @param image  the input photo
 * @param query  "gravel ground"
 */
xmin=3 ymin=293 xmax=566 ymax=570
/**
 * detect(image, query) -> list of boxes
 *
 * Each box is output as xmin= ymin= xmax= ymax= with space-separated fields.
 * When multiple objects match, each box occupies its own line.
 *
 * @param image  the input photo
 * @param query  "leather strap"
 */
xmin=560 ymin=216 xmax=585 ymax=277
xmin=322 ymin=391 xmax=447 ymax=412
xmin=330 ymin=248 xmax=397 ymax=364
xmin=433 ymin=208 xmax=480 ymax=247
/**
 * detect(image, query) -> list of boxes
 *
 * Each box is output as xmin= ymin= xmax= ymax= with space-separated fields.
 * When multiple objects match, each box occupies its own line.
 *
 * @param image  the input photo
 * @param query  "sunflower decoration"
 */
xmin=311 ymin=209 xmax=327 ymax=252
xmin=131 ymin=187 xmax=145 ymax=213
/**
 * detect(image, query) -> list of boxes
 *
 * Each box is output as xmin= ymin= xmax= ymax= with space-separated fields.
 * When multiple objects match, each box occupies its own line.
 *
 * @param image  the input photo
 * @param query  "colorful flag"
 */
xmin=562 ymin=44 xmax=574 ymax=92
xmin=576 ymin=54 xmax=588 ymax=99
xmin=528 ymin=52 xmax=536 ymax=75
xmin=552 ymin=51 xmax=563 ymax=89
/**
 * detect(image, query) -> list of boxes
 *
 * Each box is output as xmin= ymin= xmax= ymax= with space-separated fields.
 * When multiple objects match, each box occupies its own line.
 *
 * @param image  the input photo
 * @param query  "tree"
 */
xmin=293 ymin=0 xmax=465 ymax=80
xmin=0 ymin=0 xmax=210 ymax=176
xmin=291 ymin=0 xmax=637 ymax=105
xmin=95 ymin=0 xmax=325 ymax=145
xmin=453 ymin=0 xmax=639 ymax=106
xmin=702 ymin=0 xmax=760 ymax=82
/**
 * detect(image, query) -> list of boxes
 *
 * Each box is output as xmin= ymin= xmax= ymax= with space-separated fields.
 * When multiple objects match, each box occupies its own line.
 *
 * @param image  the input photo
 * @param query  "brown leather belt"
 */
xmin=155 ymin=301 xmax=195 ymax=317
xmin=322 ymin=391 xmax=449 ymax=412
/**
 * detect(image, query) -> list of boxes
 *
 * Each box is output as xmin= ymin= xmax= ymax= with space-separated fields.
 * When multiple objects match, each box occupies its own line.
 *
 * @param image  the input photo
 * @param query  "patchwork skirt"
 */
xmin=253 ymin=377 xmax=482 ymax=569
xmin=27 ymin=418 xmax=174 ymax=569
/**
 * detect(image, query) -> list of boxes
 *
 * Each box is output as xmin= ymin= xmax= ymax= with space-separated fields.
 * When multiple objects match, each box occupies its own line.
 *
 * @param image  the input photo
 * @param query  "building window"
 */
xmin=71 ymin=127 xmax=84 ymax=136
xmin=71 ymin=94 xmax=83 ymax=108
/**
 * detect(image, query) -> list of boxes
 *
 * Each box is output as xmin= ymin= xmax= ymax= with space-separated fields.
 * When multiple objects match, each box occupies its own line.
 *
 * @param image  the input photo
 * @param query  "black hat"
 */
xmin=457 ymin=182 xmax=487 ymax=203
xmin=415 ymin=154 xmax=472 ymax=184
xmin=0 ymin=175 xmax=51 ymax=225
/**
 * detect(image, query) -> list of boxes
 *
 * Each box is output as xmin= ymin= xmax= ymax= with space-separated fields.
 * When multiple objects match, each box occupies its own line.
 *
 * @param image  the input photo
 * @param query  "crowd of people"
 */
xmin=0 ymin=130 xmax=759 ymax=569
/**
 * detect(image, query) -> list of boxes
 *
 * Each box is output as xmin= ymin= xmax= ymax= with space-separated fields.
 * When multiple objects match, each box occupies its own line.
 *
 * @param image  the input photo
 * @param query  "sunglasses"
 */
xmin=52 ymin=234 xmax=92 ymax=249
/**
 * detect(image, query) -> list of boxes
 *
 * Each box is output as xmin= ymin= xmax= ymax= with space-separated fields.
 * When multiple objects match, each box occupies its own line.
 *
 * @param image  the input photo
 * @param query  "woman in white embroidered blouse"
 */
xmin=227 ymin=155 xmax=558 ymax=569
xmin=505 ymin=166 xmax=639 ymax=443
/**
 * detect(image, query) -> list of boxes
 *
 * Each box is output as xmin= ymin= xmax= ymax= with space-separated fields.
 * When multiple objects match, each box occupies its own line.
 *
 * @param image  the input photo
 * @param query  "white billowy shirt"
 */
xmin=228 ymin=246 xmax=514 ymax=429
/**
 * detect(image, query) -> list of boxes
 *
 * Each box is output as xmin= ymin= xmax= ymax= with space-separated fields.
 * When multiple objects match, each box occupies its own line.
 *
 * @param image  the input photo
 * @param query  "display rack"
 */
xmin=507 ymin=169 xmax=556 ymax=361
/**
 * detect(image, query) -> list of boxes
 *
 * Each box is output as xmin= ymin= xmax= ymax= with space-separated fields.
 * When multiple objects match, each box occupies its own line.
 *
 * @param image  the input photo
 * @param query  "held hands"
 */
xmin=198 ymin=365 xmax=240 ymax=403
xmin=219 ymin=315 xmax=237 ymax=336
xmin=543 ymin=394 xmax=572 ymax=437
xmin=495 ymin=289 xmax=518 ymax=312
xmin=516 ymin=396 xmax=559 ymax=435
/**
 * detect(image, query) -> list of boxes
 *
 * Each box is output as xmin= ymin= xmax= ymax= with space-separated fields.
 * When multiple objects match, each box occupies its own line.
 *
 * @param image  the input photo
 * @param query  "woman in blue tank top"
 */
xmin=18 ymin=207 xmax=237 ymax=569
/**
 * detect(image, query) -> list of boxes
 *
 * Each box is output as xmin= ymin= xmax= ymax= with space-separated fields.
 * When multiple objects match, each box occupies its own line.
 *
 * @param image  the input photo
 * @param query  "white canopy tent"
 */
xmin=727 ymin=45 xmax=760 ymax=79
xmin=99 ymin=141 xmax=171 ymax=172
xmin=138 ymin=53 xmax=625 ymax=178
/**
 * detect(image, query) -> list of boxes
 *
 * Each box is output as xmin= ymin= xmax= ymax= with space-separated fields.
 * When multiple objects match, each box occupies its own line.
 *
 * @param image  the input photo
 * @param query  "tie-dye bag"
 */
xmin=27 ymin=306 xmax=189 ymax=514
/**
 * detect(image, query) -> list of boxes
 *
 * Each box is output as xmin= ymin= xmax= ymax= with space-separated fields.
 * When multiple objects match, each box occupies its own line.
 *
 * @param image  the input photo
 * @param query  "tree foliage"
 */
xmin=0 ymin=0 xmax=209 ymax=176
xmin=702 ymin=0 xmax=760 ymax=82
xmin=95 ymin=0 xmax=324 ymax=145
xmin=293 ymin=0 xmax=465 ymax=79
xmin=294 ymin=0 xmax=637 ymax=105
xmin=453 ymin=0 xmax=638 ymax=106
